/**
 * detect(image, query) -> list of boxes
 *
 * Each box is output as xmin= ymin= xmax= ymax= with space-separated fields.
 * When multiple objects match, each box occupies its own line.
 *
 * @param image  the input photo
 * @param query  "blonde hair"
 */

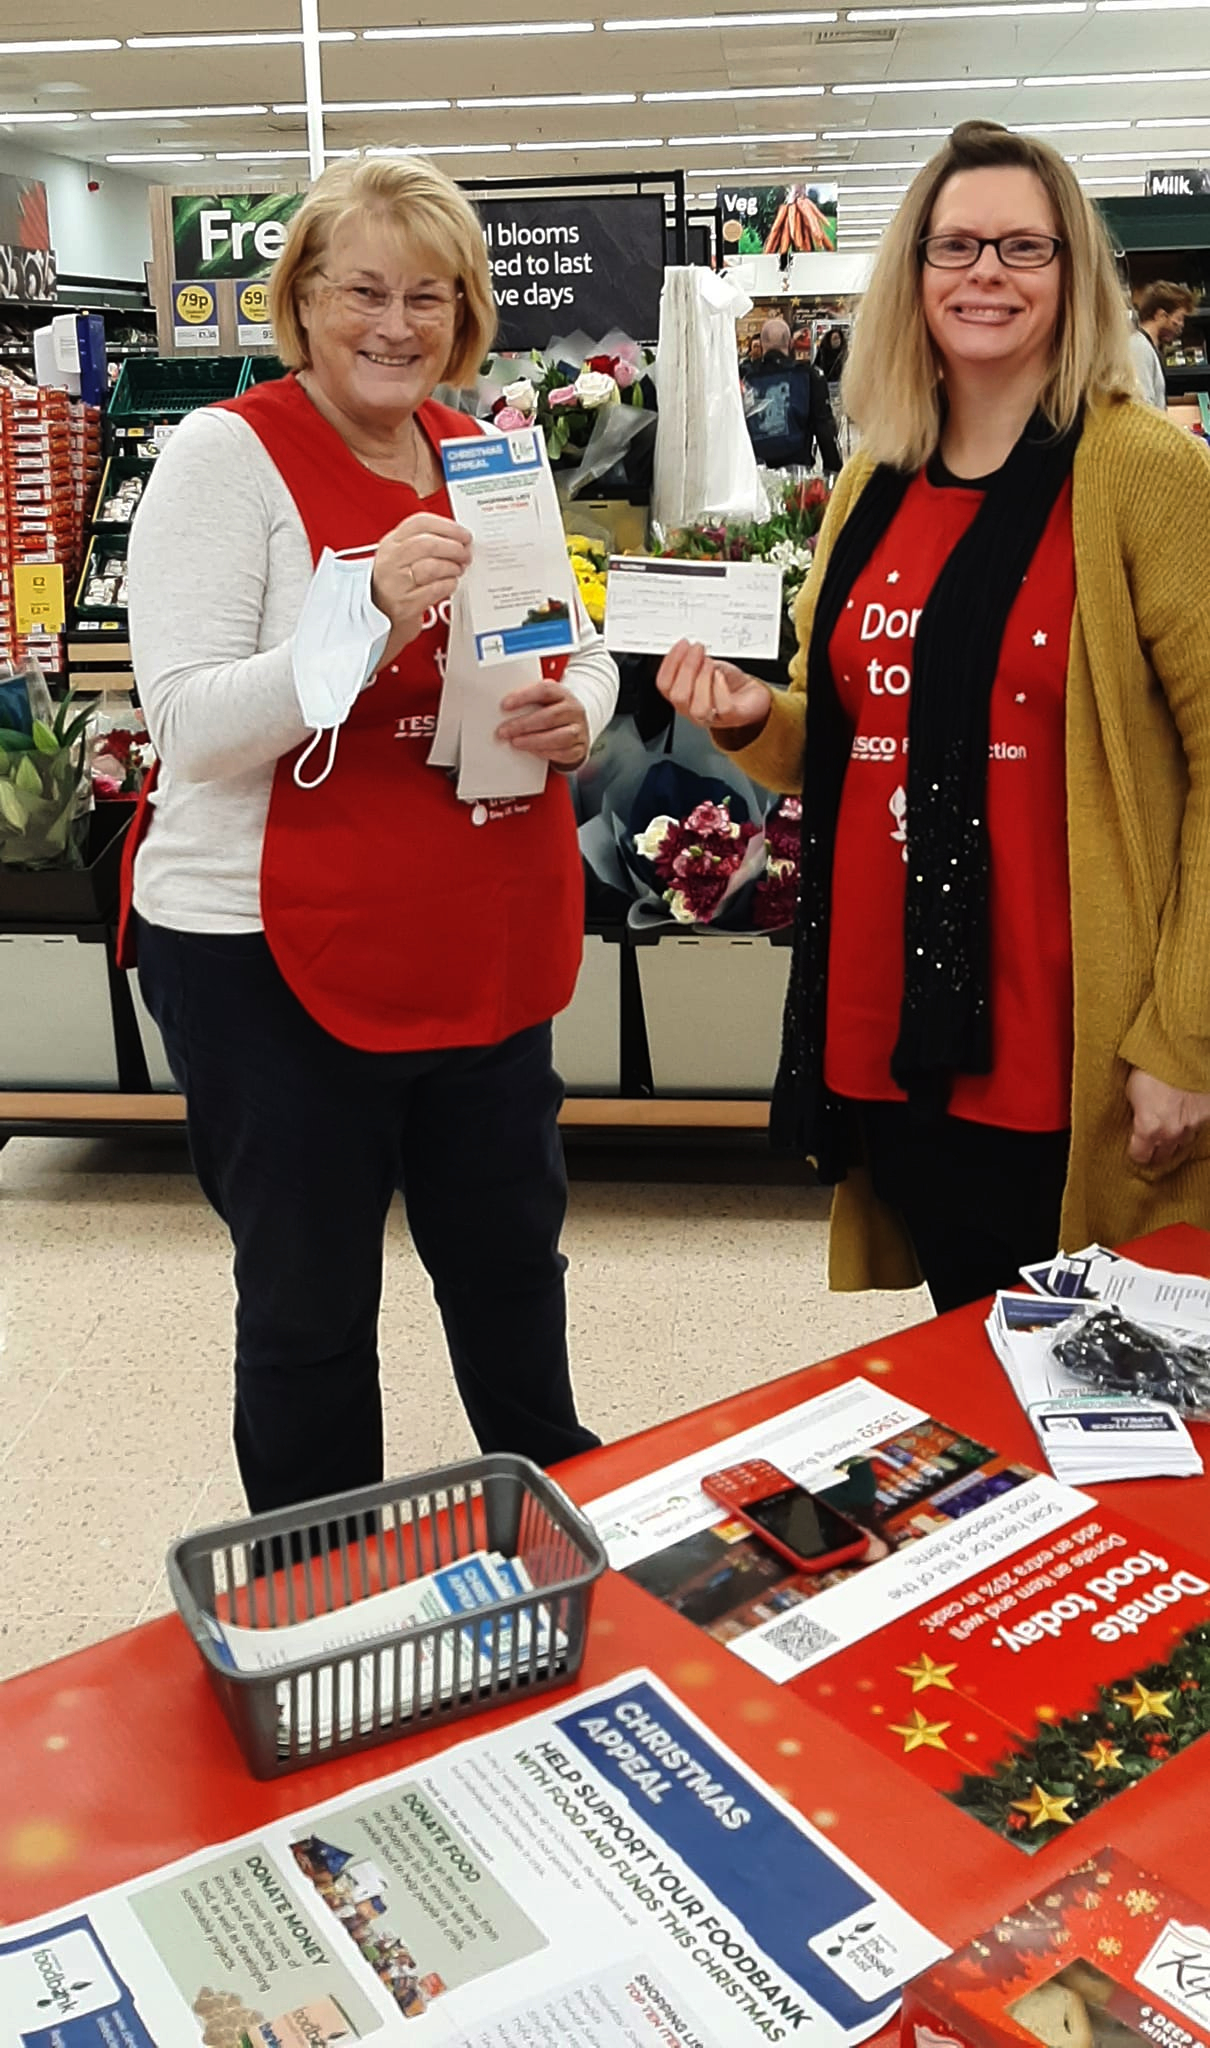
xmin=269 ymin=154 xmax=496 ymax=386
xmin=842 ymin=121 xmax=1136 ymax=470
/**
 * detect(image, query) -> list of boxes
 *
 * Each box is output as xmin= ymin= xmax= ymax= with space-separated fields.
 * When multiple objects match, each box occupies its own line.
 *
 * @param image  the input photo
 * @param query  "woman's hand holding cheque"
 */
xmin=655 ymin=639 xmax=773 ymax=736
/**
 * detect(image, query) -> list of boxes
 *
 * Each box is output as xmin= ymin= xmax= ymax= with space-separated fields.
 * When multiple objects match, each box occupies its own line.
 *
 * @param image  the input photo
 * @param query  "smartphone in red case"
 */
xmin=700 ymin=1458 xmax=871 ymax=1573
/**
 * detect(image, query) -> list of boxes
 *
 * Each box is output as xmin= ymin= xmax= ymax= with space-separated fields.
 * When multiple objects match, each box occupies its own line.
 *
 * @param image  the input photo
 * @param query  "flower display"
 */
xmin=480 ymin=336 xmax=653 ymax=466
xmin=656 ymin=474 xmax=831 ymax=623
xmin=637 ymin=797 xmax=761 ymax=925
xmin=91 ymin=720 xmax=154 ymax=801
xmin=566 ymin=533 xmax=608 ymax=628
xmin=752 ymin=797 xmax=802 ymax=931
xmin=0 ymin=664 xmax=96 ymax=870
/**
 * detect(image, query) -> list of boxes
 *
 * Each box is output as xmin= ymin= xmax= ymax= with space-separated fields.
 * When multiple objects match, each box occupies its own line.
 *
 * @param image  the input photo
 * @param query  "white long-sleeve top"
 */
xmin=127 ymin=406 xmax=619 ymax=933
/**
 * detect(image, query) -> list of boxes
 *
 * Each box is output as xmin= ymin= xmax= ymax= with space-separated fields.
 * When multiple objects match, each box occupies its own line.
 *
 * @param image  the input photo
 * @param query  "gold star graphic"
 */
xmin=890 ymin=1708 xmax=952 ymax=1754
xmin=897 ymin=1653 xmax=958 ymax=1694
xmin=1081 ymin=1739 xmax=1125 ymax=1772
xmin=1113 ymin=1681 xmax=1174 ymax=1724
xmin=1011 ymin=1784 xmax=1076 ymax=1830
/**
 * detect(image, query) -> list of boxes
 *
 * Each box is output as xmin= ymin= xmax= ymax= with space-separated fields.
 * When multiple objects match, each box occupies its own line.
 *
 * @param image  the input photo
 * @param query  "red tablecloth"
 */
xmin=3 ymin=1224 xmax=1209 ymax=1941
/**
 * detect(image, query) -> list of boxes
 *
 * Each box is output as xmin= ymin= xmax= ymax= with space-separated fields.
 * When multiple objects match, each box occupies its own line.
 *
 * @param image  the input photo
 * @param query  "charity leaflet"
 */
xmin=586 ymin=1376 xmax=1210 ymax=1850
xmin=203 ymin=1550 xmax=561 ymax=1751
xmin=1021 ymin=1243 xmax=1210 ymax=1332
xmin=441 ymin=429 xmax=578 ymax=668
xmin=986 ymin=1291 xmax=1202 ymax=1484
xmin=0 ymin=1668 xmax=945 ymax=2048
xmin=603 ymin=556 xmax=785 ymax=660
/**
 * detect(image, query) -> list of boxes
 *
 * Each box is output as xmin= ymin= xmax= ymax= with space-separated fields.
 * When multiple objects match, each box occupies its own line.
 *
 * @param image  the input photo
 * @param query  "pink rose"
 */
xmin=548 ymin=384 xmax=579 ymax=408
xmin=613 ymin=358 xmax=638 ymax=389
xmin=495 ymin=407 xmax=529 ymax=431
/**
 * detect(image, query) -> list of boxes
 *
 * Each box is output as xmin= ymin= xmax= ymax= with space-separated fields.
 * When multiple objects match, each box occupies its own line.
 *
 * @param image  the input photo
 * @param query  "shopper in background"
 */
xmin=125 ymin=156 xmax=617 ymax=1513
xmin=1129 ymin=280 xmax=1195 ymax=411
xmin=742 ymin=315 xmax=843 ymax=474
xmin=657 ymin=120 xmax=1210 ymax=1312
xmin=815 ymin=326 xmax=849 ymax=386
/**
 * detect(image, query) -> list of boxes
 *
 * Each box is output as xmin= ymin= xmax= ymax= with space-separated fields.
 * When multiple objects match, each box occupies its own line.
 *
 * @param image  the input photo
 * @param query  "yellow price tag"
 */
xmin=14 ymin=562 xmax=66 ymax=636
xmin=238 ymin=281 xmax=270 ymax=322
xmin=175 ymin=282 xmax=216 ymax=326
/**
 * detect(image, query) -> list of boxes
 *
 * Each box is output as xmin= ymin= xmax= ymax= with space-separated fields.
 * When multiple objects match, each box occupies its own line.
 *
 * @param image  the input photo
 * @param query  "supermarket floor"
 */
xmin=0 ymin=1134 xmax=931 ymax=1681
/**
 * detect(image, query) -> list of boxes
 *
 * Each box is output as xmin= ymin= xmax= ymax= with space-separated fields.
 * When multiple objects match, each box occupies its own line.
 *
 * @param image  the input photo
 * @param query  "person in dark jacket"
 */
xmin=742 ymin=317 xmax=842 ymax=473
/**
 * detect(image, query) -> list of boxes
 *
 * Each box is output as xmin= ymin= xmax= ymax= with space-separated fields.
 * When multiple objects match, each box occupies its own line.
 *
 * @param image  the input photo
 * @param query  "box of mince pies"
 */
xmin=902 ymin=1849 xmax=1210 ymax=2048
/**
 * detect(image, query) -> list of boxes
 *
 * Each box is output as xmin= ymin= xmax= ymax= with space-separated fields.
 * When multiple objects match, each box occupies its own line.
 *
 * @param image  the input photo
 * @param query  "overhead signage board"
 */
xmin=171 ymin=191 xmax=303 ymax=280
xmin=477 ymin=193 xmax=665 ymax=349
xmin=1146 ymin=168 xmax=1210 ymax=196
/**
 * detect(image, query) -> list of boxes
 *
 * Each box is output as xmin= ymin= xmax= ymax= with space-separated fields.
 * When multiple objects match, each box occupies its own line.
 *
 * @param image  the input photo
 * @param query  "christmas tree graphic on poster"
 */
xmin=788 ymin=1515 xmax=1210 ymax=1853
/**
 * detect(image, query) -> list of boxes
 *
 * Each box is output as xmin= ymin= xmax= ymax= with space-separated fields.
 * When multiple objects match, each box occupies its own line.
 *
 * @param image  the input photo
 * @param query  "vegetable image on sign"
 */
xmin=172 ymin=191 xmax=303 ymax=280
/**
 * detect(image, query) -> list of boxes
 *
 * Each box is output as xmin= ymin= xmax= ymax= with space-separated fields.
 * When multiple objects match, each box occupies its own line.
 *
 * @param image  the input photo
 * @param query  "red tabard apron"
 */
xmin=120 ymin=374 xmax=584 ymax=1053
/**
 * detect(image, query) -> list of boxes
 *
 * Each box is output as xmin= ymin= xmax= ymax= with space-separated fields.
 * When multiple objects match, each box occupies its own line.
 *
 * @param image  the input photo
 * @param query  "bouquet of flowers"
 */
xmin=0 ymin=661 xmax=95 ymax=869
xmin=656 ymin=474 xmax=831 ymax=624
xmin=91 ymin=714 xmax=155 ymax=800
xmin=752 ymin=796 xmax=802 ymax=931
xmin=635 ymin=797 xmax=763 ymax=926
xmin=565 ymin=531 xmax=608 ymax=627
xmin=480 ymin=332 xmax=655 ymax=478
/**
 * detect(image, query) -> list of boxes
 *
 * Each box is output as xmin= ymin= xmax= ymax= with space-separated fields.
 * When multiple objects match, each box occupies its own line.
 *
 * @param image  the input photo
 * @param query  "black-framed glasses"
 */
xmin=919 ymin=233 xmax=1064 ymax=270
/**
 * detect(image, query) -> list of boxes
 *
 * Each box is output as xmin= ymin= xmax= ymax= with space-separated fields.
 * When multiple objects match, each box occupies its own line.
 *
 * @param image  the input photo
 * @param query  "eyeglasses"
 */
xmin=919 ymin=233 xmax=1064 ymax=270
xmin=319 ymin=276 xmax=463 ymax=325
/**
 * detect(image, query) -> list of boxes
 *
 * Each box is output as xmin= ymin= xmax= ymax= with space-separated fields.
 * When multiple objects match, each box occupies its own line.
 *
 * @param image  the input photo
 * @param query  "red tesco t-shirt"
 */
xmin=823 ymin=462 xmax=1076 ymax=1131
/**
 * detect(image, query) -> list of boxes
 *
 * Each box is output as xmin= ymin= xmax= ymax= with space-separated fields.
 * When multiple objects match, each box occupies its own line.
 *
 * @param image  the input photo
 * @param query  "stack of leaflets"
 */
xmin=202 ymin=1548 xmax=562 ymax=1750
xmin=986 ymin=1249 xmax=1204 ymax=1484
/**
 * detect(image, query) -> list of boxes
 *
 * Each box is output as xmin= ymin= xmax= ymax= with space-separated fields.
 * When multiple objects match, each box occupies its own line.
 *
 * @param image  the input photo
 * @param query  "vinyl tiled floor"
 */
xmin=0 ymin=1134 xmax=931 ymax=1681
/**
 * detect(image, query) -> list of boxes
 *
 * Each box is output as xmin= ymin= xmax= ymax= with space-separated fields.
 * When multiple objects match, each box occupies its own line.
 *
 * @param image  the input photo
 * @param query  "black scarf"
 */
xmin=770 ymin=409 xmax=1082 ymax=1174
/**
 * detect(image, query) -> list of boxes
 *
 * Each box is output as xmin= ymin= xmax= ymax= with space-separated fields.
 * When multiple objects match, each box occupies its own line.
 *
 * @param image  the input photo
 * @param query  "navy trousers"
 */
xmin=137 ymin=918 xmax=598 ymax=1513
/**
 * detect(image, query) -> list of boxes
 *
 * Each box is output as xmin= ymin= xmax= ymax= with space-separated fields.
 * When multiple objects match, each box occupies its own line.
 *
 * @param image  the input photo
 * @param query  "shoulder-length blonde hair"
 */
xmin=842 ymin=120 xmax=1135 ymax=470
xmin=269 ymin=154 xmax=495 ymax=388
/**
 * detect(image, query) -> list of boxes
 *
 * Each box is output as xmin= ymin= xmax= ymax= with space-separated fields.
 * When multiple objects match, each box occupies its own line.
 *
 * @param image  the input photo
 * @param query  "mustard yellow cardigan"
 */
xmin=722 ymin=398 xmax=1210 ymax=1289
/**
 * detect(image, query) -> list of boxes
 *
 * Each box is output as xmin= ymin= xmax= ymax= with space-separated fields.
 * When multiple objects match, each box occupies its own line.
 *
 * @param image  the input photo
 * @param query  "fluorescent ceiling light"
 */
xmin=824 ymin=125 xmax=948 ymax=136
xmin=605 ymin=10 xmax=837 ymax=26
xmin=0 ymin=111 xmax=79 ymax=124
xmin=645 ymin=84 xmax=825 ymax=100
xmin=127 ymin=30 xmax=354 ymax=46
xmin=837 ymin=179 xmax=913 ymax=188
xmin=1079 ymin=173 xmax=1145 ymax=182
xmin=90 ymin=104 xmax=269 ymax=121
xmin=0 ymin=38 xmax=120 ymax=53
xmin=1137 ymin=114 xmax=1210 ymax=124
xmin=850 ymin=1 xmax=1081 ymax=13
xmin=456 ymin=92 xmax=637 ymax=107
xmin=106 ymin=152 xmax=207 ymax=163
xmin=274 ymin=98 xmax=451 ymax=113
xmin=518 ymin=136 xmax=656 ymax=149
xmin=669 ymin=128 xmax=821 ymax=144
xmin=1098 ymin=0 xmax=1210 ymax=9
xmin=364 ymin=18 xmax=594 ymax=36
xmin=1011 ymin=118 xmax=1132 ymax=129
xmin=1083 ymin=146 xmax=1210 ymax=157
xmin=1025 ymin=66 xmax=1210 ymax=82
xmin=833 ymin=76 xmax=1017 ymax=92
xmin=367 ymin=142 xmax=514 ymax=155
xmin=216 ymin=149 xmax=313 ymax=160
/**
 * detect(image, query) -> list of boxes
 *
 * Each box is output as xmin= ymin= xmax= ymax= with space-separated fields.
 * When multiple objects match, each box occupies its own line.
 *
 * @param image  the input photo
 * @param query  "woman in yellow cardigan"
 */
xmin=659 ymin=120 xmax=1210 ymax=1310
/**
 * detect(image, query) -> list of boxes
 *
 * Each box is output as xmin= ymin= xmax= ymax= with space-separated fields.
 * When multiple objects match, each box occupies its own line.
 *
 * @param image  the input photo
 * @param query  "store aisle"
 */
xmin=0 ymin=1135 xmax=930 ymax=1680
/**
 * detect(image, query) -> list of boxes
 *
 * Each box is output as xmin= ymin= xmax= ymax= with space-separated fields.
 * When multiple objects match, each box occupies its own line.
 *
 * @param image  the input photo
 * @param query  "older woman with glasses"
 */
xmin=125 ymin=156 xmax=618 ymax=1512
xmin=658 ymin=119 xmax=1210 ymax=1313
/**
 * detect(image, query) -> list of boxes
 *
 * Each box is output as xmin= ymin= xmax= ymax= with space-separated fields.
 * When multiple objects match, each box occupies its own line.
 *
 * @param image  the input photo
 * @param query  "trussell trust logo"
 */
xmin=1137 ymin=1920 xmax=1210 ymax=2030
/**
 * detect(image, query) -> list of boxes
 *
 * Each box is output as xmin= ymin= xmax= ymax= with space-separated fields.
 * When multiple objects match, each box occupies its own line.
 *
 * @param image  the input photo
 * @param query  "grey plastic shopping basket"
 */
xmin=167 ymin=1453 xmax=608 ymax=1780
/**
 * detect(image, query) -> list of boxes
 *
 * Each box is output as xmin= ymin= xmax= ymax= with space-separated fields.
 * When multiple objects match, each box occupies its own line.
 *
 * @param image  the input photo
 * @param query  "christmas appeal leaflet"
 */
xmin=585 ymin=1378 xmax=1210 ymax=1852
xmin=0 ymin=1670 xmax=944 ymax=2048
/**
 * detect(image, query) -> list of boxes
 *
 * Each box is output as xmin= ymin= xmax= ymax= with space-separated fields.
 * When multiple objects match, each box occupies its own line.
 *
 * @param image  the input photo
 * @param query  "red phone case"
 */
xmin=700 ymin=1459 xmax=870 ymax=1574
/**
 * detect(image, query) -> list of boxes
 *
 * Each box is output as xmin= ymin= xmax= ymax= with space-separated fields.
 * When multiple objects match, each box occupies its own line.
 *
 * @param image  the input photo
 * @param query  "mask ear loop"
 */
xmin=293 ymin=725 xmax=341 ymax=790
